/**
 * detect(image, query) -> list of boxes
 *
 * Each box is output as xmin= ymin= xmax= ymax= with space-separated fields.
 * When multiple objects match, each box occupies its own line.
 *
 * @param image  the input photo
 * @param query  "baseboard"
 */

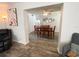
xmin=13 ymin=39 xmax=29 ymax=45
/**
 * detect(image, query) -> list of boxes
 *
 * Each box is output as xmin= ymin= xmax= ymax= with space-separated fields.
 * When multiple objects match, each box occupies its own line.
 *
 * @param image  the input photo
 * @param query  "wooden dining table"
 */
xmin=34 ymin=25 xmax=56 ymax=39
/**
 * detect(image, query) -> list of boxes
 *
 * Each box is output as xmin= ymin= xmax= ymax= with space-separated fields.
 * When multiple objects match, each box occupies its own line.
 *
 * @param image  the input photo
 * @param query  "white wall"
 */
xmin=28 ymin=14 xmax=40 ymax=33
xmin=0 ymin=3 xmax=9 ymax=29
xmin=58 ymin=3 xmax=79 ymax=54
xmin=28 ymin=14 xmax=35 ymax=33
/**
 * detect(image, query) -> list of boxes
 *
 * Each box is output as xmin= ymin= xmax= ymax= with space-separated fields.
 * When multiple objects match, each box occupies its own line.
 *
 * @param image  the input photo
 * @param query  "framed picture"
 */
xmin=8 ymin=8 xmax=18 ymax=26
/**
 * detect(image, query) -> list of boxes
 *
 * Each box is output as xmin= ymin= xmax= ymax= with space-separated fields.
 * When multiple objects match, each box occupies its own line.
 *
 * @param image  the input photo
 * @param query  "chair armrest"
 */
xmin=62 ymin=43 xmax=71 ymax=56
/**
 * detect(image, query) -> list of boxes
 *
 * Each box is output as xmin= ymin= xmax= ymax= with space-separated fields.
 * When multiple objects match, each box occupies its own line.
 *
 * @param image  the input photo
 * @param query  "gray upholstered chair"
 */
xmin=62 ymin=33 xmax=79 ymax=57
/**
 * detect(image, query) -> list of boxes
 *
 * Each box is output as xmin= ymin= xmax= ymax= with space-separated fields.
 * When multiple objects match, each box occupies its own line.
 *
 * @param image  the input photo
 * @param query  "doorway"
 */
xmin=24 ymin=3 xmax=63 ymax=57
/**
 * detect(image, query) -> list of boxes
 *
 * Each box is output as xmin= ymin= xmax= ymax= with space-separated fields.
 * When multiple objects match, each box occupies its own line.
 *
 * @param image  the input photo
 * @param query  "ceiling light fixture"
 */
xmin=42 ymin=10 xmax=49 ymax=16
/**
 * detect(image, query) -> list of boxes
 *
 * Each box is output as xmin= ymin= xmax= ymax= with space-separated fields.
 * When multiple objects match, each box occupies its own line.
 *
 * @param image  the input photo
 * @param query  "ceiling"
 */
xmin=26 ymin=3 xmax=63 ymax=14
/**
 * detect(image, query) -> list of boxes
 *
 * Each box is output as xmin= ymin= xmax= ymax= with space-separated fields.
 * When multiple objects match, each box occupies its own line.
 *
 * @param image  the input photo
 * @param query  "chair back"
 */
xmin=71 ymin=33 xmax=79 ymax=45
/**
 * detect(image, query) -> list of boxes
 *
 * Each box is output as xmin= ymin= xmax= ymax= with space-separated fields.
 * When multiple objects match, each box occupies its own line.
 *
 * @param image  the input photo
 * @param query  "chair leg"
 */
xmin=53 ymin=31 xmax=55 ymax=39
xmin=48 ymin=32 xmax=52 ymax=39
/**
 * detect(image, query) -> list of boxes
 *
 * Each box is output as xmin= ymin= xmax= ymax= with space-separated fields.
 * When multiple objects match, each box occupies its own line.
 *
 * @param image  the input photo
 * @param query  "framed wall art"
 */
xmin=8 ymin=8 xmax=18 ymax=26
